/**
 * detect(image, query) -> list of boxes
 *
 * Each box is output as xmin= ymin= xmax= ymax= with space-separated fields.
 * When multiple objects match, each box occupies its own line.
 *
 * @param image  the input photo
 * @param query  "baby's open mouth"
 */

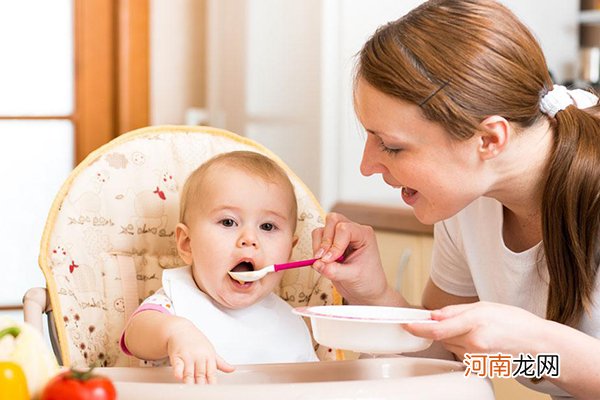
xmin=230 ymin=261 xmax=254 ymax=273
xmin=229 ymin=261 xmax=255 ymax=286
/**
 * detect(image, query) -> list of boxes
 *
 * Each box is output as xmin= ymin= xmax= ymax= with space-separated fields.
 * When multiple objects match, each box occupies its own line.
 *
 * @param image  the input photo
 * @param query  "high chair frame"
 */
xmin=26 ymin=125 xmax=342 ymax=367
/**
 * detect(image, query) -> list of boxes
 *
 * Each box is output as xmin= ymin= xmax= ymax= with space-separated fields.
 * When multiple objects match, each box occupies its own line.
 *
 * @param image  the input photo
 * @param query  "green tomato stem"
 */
xmin=69 ymin=366 xmax=96 ymax=381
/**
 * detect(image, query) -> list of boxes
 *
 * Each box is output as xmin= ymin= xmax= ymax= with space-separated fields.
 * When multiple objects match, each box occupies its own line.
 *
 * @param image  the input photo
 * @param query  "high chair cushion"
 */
xmin=39 ymin=126 xmax=341 ymax=367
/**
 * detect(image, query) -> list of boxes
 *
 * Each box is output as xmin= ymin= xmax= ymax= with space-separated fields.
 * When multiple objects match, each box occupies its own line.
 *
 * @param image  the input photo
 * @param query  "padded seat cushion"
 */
xmin=39 ymin=126 xmax=340 ymax=367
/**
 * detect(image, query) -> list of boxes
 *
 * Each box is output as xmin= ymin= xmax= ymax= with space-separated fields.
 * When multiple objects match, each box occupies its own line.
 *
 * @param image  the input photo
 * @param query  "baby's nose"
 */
xmin=239 ymin=239 xmax=257 ymax=247
xmin=237 ymin=232 xmax=258 ymax=248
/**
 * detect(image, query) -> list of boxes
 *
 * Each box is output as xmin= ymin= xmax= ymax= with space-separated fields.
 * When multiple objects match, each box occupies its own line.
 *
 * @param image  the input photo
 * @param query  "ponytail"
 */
xmin=542 ymin=105 xmax=600 ymax=326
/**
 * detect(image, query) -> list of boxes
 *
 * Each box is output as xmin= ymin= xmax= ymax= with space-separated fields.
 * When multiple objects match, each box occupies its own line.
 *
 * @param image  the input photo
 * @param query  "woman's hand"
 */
xmin=166 ymin=319 xmax=234 ymax=384
xmin=312 ymin=213 xmax=406 ymax=306
xmin=405 ymin=301 xmax=600 ymax=398
xmin=403 ymin=301 xmax=545 ymax=359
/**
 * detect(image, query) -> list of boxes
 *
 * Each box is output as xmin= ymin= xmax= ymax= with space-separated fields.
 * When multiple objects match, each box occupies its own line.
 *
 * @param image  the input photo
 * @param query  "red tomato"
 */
xmin=41 ymin=368 xmax=116 ymax=400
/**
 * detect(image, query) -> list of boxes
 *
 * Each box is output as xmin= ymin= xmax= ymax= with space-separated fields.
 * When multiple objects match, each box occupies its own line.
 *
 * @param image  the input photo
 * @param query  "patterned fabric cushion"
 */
xmin=39 ymin=126 xmax=341 ymax=368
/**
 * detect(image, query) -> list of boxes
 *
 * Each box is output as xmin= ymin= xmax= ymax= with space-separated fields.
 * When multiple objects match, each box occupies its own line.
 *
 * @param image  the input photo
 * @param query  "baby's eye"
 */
xmin=220 ymin=218 xmax=237 ymax=227
xmin=260 ymin=223 xmax=276 ymax=231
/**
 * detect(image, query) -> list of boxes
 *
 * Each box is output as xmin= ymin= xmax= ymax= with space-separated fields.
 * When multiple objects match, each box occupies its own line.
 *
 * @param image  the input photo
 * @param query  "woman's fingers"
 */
xmin=406 ymin=302 xmax=543 ymax=361
xmin=311 ymin=212 xmax=390 ymax=304
xmin=314 ymin=213 xmax=351 ymax=259
xmin=404 ymin=308 xmax=475 ymax=341
xmin=431 ymin=303 xmax=478 ymax=320
xmin=321 ymin=222 xmax=353 ymax=262
xmin=313 ymin=256 xmax=351 ymax=281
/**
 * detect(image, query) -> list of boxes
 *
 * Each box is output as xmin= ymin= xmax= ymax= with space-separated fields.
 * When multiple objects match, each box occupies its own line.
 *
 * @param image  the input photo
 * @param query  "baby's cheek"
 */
xmin=264 ymin=272 xmax=285 ymax=291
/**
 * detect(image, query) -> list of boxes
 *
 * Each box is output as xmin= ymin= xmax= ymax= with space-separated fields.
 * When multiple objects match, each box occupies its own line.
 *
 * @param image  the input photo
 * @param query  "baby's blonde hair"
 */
xmin=179 ymin=151 xmax=298 ymax=231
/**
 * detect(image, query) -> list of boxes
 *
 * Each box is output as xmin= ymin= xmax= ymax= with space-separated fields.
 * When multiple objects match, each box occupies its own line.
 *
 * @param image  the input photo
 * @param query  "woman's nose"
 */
xmin=360 ymin=137 xmax=385 ymax=177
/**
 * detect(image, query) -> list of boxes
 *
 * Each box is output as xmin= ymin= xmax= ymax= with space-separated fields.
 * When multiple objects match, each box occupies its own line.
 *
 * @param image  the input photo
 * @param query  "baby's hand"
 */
xmin=166 ymin=319 xmax=235 ymax=384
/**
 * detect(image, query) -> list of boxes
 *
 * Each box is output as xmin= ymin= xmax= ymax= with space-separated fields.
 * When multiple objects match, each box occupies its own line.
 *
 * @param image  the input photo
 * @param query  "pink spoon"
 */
xmin=228 ymin=255 xmax=345 ymax=282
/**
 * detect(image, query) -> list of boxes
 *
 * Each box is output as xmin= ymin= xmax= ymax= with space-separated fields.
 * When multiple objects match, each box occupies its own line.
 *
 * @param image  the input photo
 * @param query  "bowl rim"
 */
xmin=293 ymin=305 xmax=438 ymax=324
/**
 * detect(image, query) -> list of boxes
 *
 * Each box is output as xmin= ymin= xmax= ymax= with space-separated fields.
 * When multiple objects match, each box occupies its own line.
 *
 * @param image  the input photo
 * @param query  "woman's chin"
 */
xmin=413 ymin=207 xmax=441 ymax=226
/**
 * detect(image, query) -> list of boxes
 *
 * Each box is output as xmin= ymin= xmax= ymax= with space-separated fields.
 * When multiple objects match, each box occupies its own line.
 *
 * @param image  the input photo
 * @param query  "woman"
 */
xmin=312 ymin=0 xmax=600 ymax=398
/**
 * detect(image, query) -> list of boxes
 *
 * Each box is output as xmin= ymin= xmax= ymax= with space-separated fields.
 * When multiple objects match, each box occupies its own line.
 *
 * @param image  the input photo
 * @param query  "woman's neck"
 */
xmin=486 ymin=121 xmax=553 ymax=250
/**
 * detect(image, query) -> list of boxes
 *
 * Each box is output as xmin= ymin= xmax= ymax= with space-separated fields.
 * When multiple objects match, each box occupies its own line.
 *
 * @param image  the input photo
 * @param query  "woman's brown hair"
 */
xmin=357 ymin=0 xmax=600 ymax=327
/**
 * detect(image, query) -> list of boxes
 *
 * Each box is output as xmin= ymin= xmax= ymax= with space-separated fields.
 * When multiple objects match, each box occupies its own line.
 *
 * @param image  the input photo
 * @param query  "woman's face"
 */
xmin=354 ymin=78 xmax=488 ymax=224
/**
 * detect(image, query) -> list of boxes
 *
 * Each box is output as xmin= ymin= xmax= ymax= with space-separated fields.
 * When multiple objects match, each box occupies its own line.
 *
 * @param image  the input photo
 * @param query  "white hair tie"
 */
xmin=540 ymin=85 xmax=598 ymax=118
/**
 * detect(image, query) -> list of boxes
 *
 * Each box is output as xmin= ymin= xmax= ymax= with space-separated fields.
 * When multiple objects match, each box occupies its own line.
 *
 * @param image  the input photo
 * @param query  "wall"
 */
xmin=150 ymin=0 xmax=206 ymax=125
xmin=325 ymin=1 xmax=426 ymax=210
xmin=504 ymin=0 xmax=578 ymax=84
xmin=152 ymin=0 xmax=578 ymax=210
xmin=329 ymin=0 xmax=578 ymax=210
xmin=206 ymin=0 xmax=322 ymax=200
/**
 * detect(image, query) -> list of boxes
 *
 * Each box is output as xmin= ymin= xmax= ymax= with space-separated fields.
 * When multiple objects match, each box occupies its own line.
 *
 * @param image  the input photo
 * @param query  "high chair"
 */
xmin=24 ymin=125 xmax=342 ymax=368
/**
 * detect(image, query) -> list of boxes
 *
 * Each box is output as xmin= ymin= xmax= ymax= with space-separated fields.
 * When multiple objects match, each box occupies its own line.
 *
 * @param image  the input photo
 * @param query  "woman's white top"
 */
xmin=431 ymin=197 xmax=600 ymax=399
xmin=141 ymin=266 xmax=318 ymax=365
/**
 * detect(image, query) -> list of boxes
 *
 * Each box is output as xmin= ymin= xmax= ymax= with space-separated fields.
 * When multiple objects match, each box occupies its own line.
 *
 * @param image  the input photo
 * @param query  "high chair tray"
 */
xmin=98 ymin=357 xmax=494 ymax=399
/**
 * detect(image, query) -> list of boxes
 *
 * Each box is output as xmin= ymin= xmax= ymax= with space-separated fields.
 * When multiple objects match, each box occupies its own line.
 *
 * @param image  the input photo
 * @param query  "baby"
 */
xmin=121 ymin=151 xmax=317 ymax=384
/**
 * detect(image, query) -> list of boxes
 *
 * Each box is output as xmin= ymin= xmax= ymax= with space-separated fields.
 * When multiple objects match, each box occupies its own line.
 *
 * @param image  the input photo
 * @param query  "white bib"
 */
xmin=162 ymin=266 xmax=318 ymax=365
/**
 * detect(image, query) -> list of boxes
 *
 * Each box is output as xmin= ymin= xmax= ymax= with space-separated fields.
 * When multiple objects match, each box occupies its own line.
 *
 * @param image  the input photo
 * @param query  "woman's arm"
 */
xmin=421 ymin=278 xmax=479 ymax=310
xmin=538 ymin=320 xmax=600 ymax=399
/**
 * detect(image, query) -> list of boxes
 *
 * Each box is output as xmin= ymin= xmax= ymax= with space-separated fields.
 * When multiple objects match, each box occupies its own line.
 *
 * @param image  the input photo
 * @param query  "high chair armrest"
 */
xmin=23 ymin=287 xmax=52 ymax=333
xmin=22 ymin=288 xmax=63 ymax=365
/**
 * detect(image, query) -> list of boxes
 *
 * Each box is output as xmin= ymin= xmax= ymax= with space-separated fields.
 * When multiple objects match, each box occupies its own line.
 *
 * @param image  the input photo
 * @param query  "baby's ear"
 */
xmin=175 ymin=223 xmax=193 ymax=265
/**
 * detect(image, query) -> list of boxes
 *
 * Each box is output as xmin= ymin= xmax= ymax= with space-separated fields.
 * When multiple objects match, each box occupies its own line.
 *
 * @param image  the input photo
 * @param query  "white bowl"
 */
xmin=293 ymin=305 xmax=435 ymax=354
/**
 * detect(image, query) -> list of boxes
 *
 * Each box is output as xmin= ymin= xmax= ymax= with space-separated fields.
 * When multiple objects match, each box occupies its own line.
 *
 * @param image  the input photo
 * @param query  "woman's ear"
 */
xmin=175 ymin=222 xmax=193 ymax=265
xmin=477 ymin=115 xmax=510 ymax=160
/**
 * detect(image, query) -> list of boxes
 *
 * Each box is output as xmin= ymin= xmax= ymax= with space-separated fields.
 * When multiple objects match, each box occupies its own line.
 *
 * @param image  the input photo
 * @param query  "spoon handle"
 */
xmin=273 ymin=255 xmax=345 ymax=272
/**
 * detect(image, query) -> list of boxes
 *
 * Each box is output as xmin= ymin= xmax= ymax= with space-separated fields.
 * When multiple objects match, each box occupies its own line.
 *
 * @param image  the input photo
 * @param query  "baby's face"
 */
xmin=184 ymin=166 xmax=296 ymax=309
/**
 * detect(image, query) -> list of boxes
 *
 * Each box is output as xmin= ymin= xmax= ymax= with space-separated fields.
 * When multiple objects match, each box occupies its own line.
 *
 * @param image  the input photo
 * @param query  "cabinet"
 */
xmin=375 ymin=228 xmax=550 ymax=400
xmin=376 ymin=230 xmax=432 ymax=307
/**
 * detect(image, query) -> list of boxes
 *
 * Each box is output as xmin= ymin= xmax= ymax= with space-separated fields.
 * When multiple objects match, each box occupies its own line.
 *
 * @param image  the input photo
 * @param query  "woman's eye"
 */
xmin=260 ymin=223 xmax=275 ymax=231
xmin=379 ymin=140 xmax=401 ymax=155
xmin=220 ymin=219 xmax=236 ymax=227
xmin=367 ymin=131 xmax=402 ymax=155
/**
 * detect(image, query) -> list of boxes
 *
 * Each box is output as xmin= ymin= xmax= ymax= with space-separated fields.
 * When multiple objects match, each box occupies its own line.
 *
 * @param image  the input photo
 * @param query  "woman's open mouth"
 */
xmin=401 ymin=186 xmax=419 ymax=206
